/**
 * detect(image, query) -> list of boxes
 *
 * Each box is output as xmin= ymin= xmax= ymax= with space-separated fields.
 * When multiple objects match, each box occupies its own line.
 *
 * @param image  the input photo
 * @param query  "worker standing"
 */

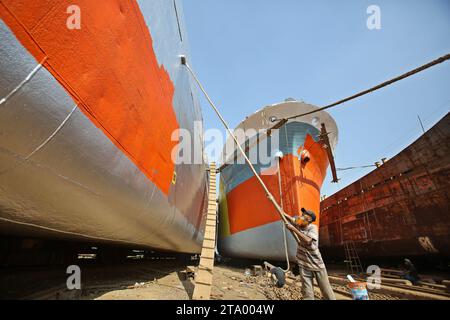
xmin=286 ymin=208 xmax=336 ymax=300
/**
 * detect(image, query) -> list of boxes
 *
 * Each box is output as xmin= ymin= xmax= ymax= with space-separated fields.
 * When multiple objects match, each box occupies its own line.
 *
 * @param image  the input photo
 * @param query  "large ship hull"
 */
xmin=0 ymin=0 xmax=208 ymax=253
xmin=218 ymin=101 xmax=338 ymax=261
xmin=320 ymin=113 xmax=450 ymax=259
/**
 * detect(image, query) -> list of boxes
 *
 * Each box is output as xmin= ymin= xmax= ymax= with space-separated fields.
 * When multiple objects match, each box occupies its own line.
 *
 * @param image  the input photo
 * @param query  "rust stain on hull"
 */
xmin=320 ymin=113 xmax=450 ymax=259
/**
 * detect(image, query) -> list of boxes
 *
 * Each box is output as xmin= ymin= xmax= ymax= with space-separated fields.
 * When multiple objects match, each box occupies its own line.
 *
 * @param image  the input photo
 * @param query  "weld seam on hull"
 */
xmin=0 ymin=57 xmax=47 ymax=106
xmin=25 ymin=104 xmax=78 ymax=160
xmin=0 ymin=146 xmax=100 ymax=196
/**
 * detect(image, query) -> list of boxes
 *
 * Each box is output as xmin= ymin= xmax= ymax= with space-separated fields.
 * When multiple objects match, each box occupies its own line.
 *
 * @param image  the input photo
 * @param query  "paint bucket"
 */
xmin=348 ymin=282 xmax=369 ymax=300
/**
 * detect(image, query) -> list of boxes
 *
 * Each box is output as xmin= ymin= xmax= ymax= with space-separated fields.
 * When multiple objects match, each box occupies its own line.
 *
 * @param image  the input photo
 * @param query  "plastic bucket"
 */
xmin=348 ymin=282 xmax=369 ymax=300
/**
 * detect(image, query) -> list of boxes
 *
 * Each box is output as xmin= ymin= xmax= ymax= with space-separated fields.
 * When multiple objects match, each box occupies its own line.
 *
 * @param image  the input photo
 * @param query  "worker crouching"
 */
xmin=286 ymin=208 xmax=336 ymax=300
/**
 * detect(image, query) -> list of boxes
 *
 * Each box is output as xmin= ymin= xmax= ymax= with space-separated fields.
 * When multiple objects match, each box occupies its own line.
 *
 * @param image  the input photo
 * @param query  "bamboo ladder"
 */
xmin=192 ymin=162 xmax=218 ymax=300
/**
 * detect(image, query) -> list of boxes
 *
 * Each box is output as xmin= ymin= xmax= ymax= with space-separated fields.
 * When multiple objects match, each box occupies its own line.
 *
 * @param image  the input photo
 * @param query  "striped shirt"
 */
xmin=296 ymin=224 xmax=326 ymax=271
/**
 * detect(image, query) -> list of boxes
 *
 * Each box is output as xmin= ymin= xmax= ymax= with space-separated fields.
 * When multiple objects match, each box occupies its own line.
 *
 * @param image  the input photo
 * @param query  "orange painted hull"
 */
xmin=0 ymin=0 xmax=178 ymax=194
xmin=225 ymin=138 xmax=328 ymax=235
xmin=0 ymin=0 xmax=208 ymax=253
xmin=218 ymin=101 xmax=338 ymax=261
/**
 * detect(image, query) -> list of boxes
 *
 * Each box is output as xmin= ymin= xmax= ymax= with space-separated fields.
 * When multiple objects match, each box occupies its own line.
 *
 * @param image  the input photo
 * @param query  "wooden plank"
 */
xmin=207 ymin=220 xmax=217 ymax=228
xmin=204 ymin=229 xmax=216 ymax=240
xmin=195 ymin=269 xmax=213 ymax=285
xmin=199 ymin=257 xmax=214 ymax=270
xmin=192 ymin=283 xmax=212 ymax=300
xmin=206 ymin=221 xmax=216 ymax=228
xmin=193 ymin=162 xmax=218 ymax=301
xmin=200 ymin=247 xmax=215 ymax=260
xmin=202 ymin=239 xmax=216 ymax=249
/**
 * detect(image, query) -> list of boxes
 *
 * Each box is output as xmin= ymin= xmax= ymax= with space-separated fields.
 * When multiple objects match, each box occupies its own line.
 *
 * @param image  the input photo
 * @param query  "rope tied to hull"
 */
xmin=276 ymin=154 xmax=291 ymax=272
xmin=182 ymin=52 xmax=450 ymax=276
xmin=181 ymin=57 xmax=300 ymax=272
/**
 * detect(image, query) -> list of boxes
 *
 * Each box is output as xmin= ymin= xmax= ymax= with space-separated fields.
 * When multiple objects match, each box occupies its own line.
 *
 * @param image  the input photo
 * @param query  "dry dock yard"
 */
xmin=1 ymin=256 xmax=449 ymax=300
xmin=1 ymin=159 xmax=450 ymax=301
xmin=1 ymin=0 xmax=449 ymax=304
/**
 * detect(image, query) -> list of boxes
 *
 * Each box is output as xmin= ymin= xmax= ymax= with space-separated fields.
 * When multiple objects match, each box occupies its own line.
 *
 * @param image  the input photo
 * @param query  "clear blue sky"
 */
xmin=181 ymin=0 xmax=450 ymax=196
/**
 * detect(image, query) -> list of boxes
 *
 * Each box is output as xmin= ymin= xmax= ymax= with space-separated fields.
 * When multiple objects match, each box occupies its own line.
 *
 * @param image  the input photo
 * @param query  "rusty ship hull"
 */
xmin=0 ymin=0 xmax=208 ymax=254
xmin=320 ymin=113 xmax=450 ymax=259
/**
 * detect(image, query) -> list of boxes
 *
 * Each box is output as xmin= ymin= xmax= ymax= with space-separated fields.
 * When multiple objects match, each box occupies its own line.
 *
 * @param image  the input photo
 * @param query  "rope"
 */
xmin=270 ymin=53 xmax=450 ymax=129
xmin=337 ymin=165 xmax=377 ymax=171
xmin=182 ymin=58 xmax=300 ymax=249
xmin=276 ymin=156 xmax=291 ymax=272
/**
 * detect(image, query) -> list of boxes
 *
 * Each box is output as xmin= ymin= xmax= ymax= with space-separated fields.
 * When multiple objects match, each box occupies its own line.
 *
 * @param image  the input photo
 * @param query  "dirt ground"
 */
xmin=84 ymin=263 xmax=430 ymax=300
xmin=2 ymin=259 xmax=447 ymax=300
xmin=1 ymin=259 xmax=349 ymax=300
xmin=89 ymin=263 xmax=354 ymax=300
xmin=209 ymin=265 xmax=349 ymax=300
